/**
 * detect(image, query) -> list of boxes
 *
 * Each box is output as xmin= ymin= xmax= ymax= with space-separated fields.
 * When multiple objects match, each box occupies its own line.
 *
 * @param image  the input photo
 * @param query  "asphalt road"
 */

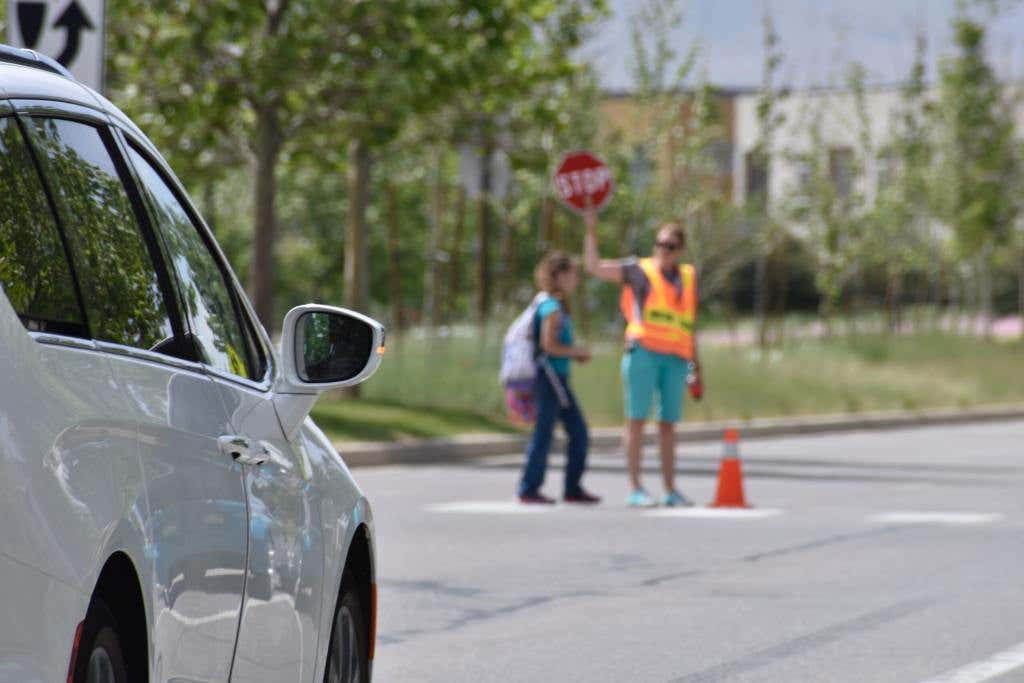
xmin=355 ymin=421 xmax=1024 ymax=683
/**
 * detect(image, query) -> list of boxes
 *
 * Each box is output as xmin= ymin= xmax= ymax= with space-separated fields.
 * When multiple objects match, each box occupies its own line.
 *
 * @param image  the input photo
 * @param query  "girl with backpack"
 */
xmin=517 ymin=252 xmax=601 ymax=504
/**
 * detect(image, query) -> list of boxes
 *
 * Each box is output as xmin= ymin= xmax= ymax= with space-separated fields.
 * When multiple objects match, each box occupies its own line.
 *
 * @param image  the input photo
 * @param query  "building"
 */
xmin=597 ymin=87 xmax=747 ymax=200
xmin=732 ymin=84 xmax=909 ymax=209
xmin=601 ymin=82 xmax=1020 ymax=212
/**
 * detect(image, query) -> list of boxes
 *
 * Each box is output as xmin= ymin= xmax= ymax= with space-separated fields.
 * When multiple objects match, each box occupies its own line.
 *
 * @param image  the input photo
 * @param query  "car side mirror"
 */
xmin=273 ymin=304 xmax=386 ymax=439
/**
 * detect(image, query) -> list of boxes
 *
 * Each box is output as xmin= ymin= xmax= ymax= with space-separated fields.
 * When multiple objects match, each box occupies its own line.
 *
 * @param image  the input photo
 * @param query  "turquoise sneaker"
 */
xmin=663 ymin=490 xmax=695 ymax=507
xmin=627 ymin=489 xmax=657 ymax=508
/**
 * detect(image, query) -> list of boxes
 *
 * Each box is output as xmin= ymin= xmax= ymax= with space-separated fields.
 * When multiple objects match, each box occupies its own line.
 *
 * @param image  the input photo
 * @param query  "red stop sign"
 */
xmin=553 ymin=151 xmax=614 ymax=213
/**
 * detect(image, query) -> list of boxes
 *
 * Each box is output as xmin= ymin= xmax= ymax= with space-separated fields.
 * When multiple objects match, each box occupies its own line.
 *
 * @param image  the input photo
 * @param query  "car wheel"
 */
xmin=325 ymin=583 xmax=368 ymax=683
xmin=74 ymin=599 xmax=130 ymax=683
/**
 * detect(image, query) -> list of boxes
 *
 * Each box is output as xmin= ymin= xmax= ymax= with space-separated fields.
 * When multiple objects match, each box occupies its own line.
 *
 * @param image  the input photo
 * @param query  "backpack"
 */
xmin=499 ymin=293 xmax=549 ymax=423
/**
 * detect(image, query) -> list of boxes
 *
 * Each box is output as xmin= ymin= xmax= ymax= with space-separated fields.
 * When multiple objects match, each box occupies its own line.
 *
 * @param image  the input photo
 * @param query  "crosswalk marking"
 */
xmin=916 ymin=641 xmax=1024 ymax=683
xmin=645 ymin=507 xmax=783 ymax=519
xmin=425 ymin=501 xmax=556 ymax=514
xmin=868 ymin=512 xmax=1004 ymax=526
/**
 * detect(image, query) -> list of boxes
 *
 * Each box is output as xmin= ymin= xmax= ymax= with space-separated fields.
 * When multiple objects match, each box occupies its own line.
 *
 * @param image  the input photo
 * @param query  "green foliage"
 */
xmin=26 ymin=118 xmax=173 ymax=348
xmin=0 ymin=118 xmax=82 ymax=329
xmin=315 ymin=326 xmax=1024 ymax=441
xmin=936 ymin=14 xmax=1018 ymax=257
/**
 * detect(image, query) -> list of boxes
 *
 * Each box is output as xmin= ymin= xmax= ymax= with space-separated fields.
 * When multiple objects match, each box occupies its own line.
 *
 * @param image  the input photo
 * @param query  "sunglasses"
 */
xmin=655 ymin=241 xmax=682 ymax=252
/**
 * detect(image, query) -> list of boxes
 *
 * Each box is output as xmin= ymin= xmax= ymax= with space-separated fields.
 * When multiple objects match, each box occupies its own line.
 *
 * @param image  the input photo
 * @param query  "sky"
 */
xmin=585 ymin=0 xmax=1024 ymax=91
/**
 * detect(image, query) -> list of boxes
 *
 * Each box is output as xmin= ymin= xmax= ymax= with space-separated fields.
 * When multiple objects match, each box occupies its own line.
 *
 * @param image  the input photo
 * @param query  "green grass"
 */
xmin=311 ymin=398 xmax=522 ymax=443
xmin=313 ymin=328 xmax=1024 ymax=442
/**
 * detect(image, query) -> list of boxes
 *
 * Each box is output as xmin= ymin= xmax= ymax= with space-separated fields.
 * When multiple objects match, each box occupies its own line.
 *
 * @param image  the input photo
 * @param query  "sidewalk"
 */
xmin=336 ymin=403 xmax=1024 ymax=468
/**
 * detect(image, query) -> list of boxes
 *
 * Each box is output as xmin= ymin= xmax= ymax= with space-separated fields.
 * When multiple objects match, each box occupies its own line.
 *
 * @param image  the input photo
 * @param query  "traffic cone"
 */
xmin=710 ymin=427 xmax=750 ymax=508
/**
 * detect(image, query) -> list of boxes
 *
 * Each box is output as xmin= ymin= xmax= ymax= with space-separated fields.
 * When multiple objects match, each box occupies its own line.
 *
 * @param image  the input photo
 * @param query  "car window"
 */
xmin=24 ymin=117 xmax=175 ymax=352
xmin=0 ymin=117 xmax=85 ymax=336
xmin=126 ymin=145 xmax=260 ymax=380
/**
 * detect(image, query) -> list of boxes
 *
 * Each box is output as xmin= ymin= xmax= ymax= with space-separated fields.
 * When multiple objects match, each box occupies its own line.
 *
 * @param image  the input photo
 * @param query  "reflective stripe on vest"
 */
xmin=619 ymin=258 xmax=697 ymax=359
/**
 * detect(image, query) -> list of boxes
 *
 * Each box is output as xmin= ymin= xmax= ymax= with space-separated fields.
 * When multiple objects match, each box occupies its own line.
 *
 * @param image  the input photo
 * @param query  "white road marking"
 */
xmin=869 ymin=512 xmax=1004 ymax=526
xmin=645 ymin=507 xmax=783 ymax=519
xmin=917 ymin=641 xmax=1024 ymax=683
xmin=425 ymin=501 xmax=557 ymax=514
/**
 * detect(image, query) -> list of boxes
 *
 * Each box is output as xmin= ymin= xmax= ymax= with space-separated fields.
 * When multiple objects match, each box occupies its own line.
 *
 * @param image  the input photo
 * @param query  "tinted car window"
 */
xmin=25 ymin=118 xmax=174 ymax=351
xmin=0 ymin=117 xmax=84 ymax=335
xmin=127 ymin=146 xmax=258 ymax=380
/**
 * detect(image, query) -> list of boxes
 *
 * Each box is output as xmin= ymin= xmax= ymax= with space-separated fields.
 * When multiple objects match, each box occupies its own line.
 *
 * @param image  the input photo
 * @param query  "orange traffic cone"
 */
xmin=710 ymin=428 xmax=750 ymax=508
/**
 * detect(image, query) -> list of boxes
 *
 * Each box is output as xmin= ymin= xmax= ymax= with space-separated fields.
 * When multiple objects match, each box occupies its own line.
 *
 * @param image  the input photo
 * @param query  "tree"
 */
xmin=934 ymin=12 xmax=1018 ymax=333
xmin=108 ymin=1 xmax=491 ymax=330
xmin=869 ymin=32 xmax=937 ymax=332
xmin=435 ymin=0 xmax=606 ymax=322
xmin=750 ymin=8 xmax=789 ymax=348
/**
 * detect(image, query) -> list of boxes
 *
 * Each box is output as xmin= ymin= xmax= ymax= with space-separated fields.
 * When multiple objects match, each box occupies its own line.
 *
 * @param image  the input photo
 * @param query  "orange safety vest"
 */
xmin=619 ymin=258 xmax=697 ymax=359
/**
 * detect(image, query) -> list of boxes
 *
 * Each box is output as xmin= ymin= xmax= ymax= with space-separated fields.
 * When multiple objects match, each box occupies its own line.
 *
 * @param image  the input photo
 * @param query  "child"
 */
xmin=518 ymin=252 xmax=601 ymax=505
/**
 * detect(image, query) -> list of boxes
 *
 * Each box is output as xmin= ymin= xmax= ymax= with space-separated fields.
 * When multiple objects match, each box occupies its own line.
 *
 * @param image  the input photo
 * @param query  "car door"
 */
xmin=0 ymin=110 xmax=142 ymax=683
xmin=121 ymin=141 xmax=326 ymax=683
xmin=19 ymin=110 xmax=248 ymax=683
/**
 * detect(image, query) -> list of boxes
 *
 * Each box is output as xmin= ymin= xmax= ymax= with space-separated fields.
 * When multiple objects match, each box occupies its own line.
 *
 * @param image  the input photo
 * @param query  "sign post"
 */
xmin=553 ymin=151 xmax=614 ymax=213
xmin=6 ymin=0 xmax=105 ymax=92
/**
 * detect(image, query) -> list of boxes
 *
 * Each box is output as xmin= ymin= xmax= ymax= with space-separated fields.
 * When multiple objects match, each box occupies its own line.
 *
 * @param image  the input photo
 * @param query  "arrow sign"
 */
xmin=6 ymin=0 xmax=106 ymax=92
xmin=53 ymin=0 xmax=94 ymax=66
xmin=16 ymin=1 xmax=46 ymax=48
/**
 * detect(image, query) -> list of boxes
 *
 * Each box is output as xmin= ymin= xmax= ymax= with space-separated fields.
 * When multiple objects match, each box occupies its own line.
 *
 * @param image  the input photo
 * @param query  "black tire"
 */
xmin=74 ymin=598 xmax=130 ymax=683
xmin=324 ymin=582 xmax=369 ymax=683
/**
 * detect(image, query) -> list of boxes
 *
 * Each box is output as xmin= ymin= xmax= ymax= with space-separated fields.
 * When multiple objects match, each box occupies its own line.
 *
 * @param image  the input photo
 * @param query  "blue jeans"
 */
xmin=518 ymin=367 xmax=589 ymax=497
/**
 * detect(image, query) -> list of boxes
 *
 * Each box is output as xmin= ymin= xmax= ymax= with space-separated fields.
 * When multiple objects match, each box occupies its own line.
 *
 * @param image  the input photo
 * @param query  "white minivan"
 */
xmin=0 ymin=46 xmax=379 ymax=683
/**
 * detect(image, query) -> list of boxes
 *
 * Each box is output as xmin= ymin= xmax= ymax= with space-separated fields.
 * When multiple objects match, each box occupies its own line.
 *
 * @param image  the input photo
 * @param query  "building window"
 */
xmin=829 ymin=147 xmax=854 ymax=201
xmin=790 ymin=157 xmax=813 ymax=208
xmin=708 ymin=140 xmax=733 ymax=177
xmin=745 ymin=150 xmax=768 ymax=205
xmin=876 ymin=150 xmax=897 ymax=195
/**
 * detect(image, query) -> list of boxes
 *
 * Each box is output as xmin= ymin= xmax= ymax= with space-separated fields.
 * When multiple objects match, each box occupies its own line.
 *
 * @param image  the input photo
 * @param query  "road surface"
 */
xmin=355 ymin=421 xmax=1024 ymax=682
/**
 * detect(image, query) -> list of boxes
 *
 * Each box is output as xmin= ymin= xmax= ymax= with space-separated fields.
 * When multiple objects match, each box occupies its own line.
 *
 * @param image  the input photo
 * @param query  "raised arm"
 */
xmin=582 ymin=209 xmax=624 ymax=283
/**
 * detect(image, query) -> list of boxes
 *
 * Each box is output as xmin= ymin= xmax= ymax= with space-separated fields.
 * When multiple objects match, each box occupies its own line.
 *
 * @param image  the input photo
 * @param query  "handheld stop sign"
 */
xmin=553 ymin=151 xmax=614 ymax=213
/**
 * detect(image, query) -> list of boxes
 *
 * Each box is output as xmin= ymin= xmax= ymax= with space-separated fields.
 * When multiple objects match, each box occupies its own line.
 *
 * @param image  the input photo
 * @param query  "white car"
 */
xmin=0 ymin=46 xmax=380 ymax=683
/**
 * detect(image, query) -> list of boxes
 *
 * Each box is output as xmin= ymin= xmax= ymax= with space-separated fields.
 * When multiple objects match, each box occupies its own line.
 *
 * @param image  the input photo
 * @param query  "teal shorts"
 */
xmin=621 ymin=346 xmax=691 ymax=423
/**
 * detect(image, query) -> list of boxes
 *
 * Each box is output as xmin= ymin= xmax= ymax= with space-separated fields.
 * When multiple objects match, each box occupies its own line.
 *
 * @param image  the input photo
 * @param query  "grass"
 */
xmin=311 ymin=398 xmax=522 ymax=443
xmin=313 ymin=328 xmax=1024 ymax=443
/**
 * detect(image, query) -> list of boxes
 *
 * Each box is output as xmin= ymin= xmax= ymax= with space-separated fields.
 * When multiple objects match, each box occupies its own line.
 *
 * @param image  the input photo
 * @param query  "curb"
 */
xmin=336 ymin=403 xmax=1024 ymax=468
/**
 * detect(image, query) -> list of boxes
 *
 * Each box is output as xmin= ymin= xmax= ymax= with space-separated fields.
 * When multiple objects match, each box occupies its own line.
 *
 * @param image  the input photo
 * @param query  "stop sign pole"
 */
xmin=553 ymin=151 xmax=614 ymax=214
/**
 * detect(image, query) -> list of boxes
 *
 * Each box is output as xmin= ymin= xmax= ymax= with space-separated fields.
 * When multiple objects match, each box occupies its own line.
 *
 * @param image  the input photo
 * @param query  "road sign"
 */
xmin=553 ymin=151 xmax=614 ymax=213
xmin=6 ymin=0 xmax=104 ymax=91
xmin=458 ymin=144 xmax=511 ymax=201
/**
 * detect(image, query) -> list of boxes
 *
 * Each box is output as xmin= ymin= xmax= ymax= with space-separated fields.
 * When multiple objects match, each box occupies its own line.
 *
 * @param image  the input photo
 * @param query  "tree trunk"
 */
xmin=979 ymin=242 xmax=995 ymax=339
xmin=772 ymin=243 xmax=789 ymax=345
xmin=423 ymin=147 xmax=446 ymax=329
xmin=343 ymin=138 xmax=372 ymax=398
xmin=501 ymin=199 xmax=518 ymax=306
xmin=385 ymin=179 xmax=403 ymax=333
xmin=540 ymin=194 xmax=556 ymax=250
xmin=1018 ymin=245 xmax=1024 ymax=343
xmin=446 ymin=187 xmax=467 ymax=323
xmin=476 ymin=142 xmax=494 ymax=323
xmin=249 ymin=103 xmax=282 ymax=329
xmin=754 ymin=250 xmax=768 ymax=350
xmin=344 ymin=138 xmax=372 ymax=313
xmin=886 ymin=267 xmax=903 ymax=335
xmin=203 ymin=181 xmax=217 ymax=235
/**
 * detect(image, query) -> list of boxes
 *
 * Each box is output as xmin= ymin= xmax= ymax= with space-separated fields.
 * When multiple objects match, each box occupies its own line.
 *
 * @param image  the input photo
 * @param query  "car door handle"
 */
xmin=218 ymin=435 xmax=268 ymax=466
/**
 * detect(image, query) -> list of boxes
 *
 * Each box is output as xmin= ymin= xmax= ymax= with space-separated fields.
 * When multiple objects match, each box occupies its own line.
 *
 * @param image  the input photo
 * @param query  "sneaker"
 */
xmin=663 ymin=490 xmax=695 ymax=507
xmin=518 ymin=492 xmax=556 ymax=505
xmin=627 ymin=489 xmax=657 ymax=508
xmin=564 ymin=490 xmax=602 ymax=504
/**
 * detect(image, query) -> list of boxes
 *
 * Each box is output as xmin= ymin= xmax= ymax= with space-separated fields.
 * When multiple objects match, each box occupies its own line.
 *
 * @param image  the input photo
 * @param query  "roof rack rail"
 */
xmin=0 ymin=44 xmax=74 ymax=80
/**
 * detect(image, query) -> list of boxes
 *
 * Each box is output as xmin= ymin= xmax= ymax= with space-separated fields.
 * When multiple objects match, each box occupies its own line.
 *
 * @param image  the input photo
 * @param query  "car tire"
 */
xmin=74 ymin=598 xmax=130 ymax=683
xmin=324 ymin=581 xmax=368 ymax=683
